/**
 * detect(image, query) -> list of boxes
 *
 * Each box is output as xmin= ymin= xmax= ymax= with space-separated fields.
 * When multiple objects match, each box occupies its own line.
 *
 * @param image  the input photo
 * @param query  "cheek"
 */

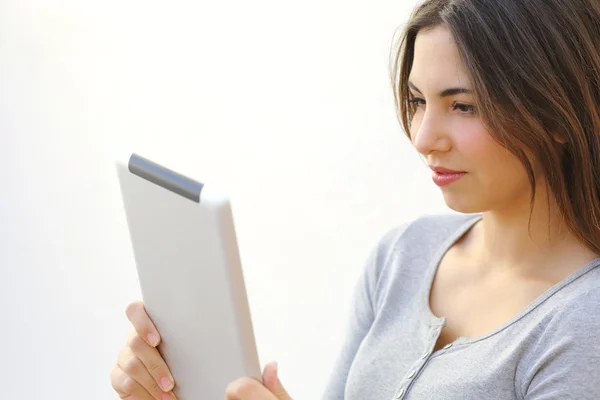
xmin=456 ymin=126 xmax=529 ymax=190
xmin=452 ymin=122 xmax=497 ymax=166
xmin=455 ymin=123 xmax=507 ymax=168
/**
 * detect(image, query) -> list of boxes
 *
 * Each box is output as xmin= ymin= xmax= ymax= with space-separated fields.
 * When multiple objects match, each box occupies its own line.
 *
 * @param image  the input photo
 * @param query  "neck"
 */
xmin=470 ymin=186 xmax=597 ymax=275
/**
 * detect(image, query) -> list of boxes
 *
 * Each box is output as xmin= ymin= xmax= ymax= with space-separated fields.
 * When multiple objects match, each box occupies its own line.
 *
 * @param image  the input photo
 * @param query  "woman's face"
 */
xmin=408 ymin=25 xmax=531 ymax=214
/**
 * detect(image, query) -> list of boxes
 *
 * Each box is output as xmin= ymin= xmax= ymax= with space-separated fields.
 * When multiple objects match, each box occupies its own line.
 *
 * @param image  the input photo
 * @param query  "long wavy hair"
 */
xmin=391 ymin=0 xmax=600 ymax=254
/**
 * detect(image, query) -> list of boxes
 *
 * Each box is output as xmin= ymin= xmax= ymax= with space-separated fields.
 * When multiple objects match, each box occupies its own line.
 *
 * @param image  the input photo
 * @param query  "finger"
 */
xmin=225 ymin=377 xmax=277 ymax=400
xmin=128 ymin=332 xmax=176 ymax=394
xmin=111 ymin=364 xmax=154 ymax=400
xmin=262 ymin=362 xmax=292 ymax=400
xmin=118 ymin=346 xmax=176 ymax=400
xmin=126 ymin=301 xmax=161 ymax=347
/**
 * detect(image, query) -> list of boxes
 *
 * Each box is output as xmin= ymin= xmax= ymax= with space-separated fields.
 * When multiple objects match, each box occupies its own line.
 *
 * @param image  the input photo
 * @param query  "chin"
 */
xmin=442 ymin=193 xmax=486 ymax=214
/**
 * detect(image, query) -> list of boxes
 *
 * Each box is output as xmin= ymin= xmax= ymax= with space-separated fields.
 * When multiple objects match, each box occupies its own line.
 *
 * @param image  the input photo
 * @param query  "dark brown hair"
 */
xmin=391 ymin=0 xmax=600 ymax=254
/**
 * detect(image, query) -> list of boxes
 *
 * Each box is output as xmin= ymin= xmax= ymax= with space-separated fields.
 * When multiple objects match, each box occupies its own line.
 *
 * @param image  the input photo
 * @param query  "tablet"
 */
xmin=115 ymin=152 xmax=261 ymax=399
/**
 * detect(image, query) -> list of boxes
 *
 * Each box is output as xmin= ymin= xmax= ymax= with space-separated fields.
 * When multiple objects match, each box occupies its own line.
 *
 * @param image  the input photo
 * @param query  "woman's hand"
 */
xmin=111 ymin=301 xmax=293 ymax=400
xmin=110 ymin=301 xmax=177 ymax=400
xmin=226 ymin=361 xmax=293 ymax=400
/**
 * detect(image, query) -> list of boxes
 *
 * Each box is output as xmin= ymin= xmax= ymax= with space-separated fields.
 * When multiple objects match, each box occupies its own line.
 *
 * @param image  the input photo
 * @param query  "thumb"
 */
xmin=262 ymin=361 xmax=292 ymax=400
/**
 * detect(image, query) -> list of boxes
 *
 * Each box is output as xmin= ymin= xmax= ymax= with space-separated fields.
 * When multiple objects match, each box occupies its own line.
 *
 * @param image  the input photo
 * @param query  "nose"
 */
xmin=410 ymin=111 xmax=452 ymax=156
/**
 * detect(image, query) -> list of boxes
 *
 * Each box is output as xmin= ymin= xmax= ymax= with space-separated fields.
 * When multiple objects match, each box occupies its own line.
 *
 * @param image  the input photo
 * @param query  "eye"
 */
xmin=452 ymin=102 xmax=476 ymax=114
xmin=408 ymin=97 xmax=426 ymax=108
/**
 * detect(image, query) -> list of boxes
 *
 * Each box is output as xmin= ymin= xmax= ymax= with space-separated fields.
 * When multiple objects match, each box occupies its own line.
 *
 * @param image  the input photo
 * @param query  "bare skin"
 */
xmin=409 ymin=26 xmax=599 ymax=352
xmin=111 ymin=23 xmax=600 ymax=400
xmin=429 ymin=216 xmax=598 ymax=352
xmin=110 ymin=301 xmax=292 ymax=400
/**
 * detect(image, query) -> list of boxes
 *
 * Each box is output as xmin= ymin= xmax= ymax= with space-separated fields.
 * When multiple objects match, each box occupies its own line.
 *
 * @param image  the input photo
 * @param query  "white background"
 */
xmin=0 ymin=0 xmax=450 ymax=398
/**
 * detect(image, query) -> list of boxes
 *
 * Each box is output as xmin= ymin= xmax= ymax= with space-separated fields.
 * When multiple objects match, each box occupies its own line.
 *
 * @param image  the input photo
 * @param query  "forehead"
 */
xmin=409 ymin=25 xmax=472 ymax=91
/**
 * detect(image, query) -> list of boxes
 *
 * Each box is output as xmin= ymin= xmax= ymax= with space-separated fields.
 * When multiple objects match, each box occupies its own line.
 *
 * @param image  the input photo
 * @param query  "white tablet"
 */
xmin=115 ymin=152 xmax=261 ymax=399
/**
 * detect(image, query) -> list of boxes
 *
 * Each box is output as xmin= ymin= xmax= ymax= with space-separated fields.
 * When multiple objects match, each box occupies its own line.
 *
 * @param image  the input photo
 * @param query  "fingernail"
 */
xmin=147 ymin=333 xmax=159 ymax=347
xmin=160 ymin=376 xmax=174 ymax=391
xmin=162 ymin=393 xmax=174 ymax=400
xmin=272 ymin=361 xmax=278 ymax=373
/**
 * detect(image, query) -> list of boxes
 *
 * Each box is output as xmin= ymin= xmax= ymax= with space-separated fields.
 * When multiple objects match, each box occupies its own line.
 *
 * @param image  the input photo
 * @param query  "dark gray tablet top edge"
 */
xmin=127 ymin=153 xmax=204 ymax=203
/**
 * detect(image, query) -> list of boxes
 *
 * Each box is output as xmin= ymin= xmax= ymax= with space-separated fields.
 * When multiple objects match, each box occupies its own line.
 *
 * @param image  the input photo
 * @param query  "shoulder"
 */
xmin=529 ymin=269 xmax=600 ymax=346
xmin=532 ymin=284 xmax=600 ymax=344
xmin=373 ymin=211 xmax=481 ymax=259
xmin=364 ymin=212 xmax=480 ymax=298
xmin=521 ymin=284 xmax=600 ymax=398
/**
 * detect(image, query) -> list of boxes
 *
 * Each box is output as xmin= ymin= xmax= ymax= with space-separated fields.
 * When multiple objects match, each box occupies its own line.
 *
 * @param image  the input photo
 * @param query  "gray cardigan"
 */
xmin=321 ymin=213 xmax=600 ymax=399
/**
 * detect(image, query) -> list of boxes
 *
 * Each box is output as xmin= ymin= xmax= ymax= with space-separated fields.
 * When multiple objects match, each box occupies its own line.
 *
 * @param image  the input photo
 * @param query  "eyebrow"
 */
xmin=408 ymin=81 xmax=473 ymax=97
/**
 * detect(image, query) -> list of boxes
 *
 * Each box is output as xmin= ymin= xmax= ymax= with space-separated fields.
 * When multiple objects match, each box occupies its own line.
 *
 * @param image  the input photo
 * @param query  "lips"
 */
xmin=430 ymin=166 xmax=466 ymax=187
xmin=430 ymin=166 xmax=465 ymax=174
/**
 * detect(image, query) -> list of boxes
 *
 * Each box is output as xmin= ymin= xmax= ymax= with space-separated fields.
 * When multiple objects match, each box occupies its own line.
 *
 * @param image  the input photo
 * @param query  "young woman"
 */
xmin=111 ymin=0 xmax=600 ymax=399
